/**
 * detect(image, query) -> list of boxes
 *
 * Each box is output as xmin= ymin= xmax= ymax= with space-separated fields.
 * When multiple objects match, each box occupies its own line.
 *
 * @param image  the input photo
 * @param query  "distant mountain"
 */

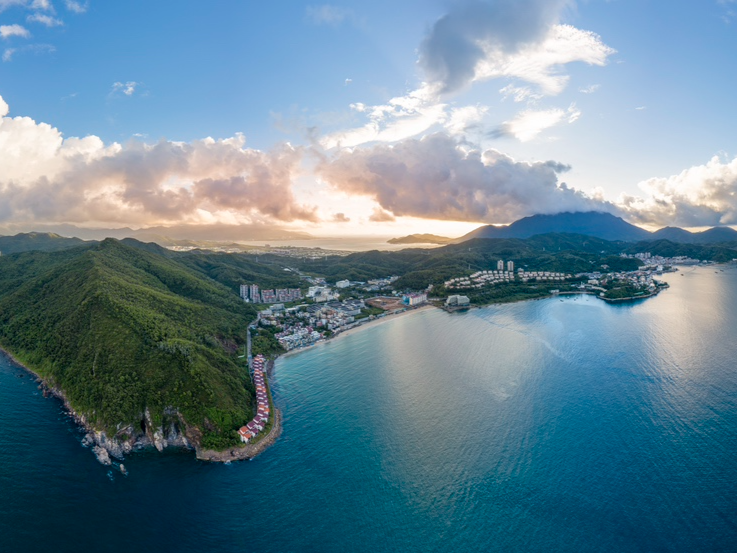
xmin=651 ymin=227 xmax=696 ymax=242
xmin=651 ymin=226 xmax=737 ymax=244
xmin=696 ymin=227 xmax=737 ymax=243
xmin=0 ymin=223 xmax=314 ymax=243
xmin=387 ymin=234 xmax=453 ymax=245
xmin=0 ymin=232 xmax=89 ymax=255
xmin=455 ymin=212 xmax=652 ymax=243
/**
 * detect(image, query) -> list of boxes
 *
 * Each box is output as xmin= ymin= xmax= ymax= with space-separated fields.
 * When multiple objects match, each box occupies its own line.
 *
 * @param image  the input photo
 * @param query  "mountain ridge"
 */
xmin=454 ymin=212 xmax=737 ymax=244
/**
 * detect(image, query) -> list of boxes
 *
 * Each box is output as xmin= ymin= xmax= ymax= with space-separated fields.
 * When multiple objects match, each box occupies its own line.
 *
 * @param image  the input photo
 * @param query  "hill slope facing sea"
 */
xmin=2 ymin=266 xmax=737 ymax=551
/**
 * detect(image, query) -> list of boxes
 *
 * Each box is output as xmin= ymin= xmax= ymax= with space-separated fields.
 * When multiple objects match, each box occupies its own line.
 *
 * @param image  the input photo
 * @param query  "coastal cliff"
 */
xmin=0 ymin=239 xmax=268 ymax=461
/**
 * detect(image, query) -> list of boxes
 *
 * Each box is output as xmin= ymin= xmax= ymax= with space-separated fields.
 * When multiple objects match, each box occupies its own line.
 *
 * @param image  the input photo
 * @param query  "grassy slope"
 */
xmin=0 ymin=239 xmax=258 ymax=449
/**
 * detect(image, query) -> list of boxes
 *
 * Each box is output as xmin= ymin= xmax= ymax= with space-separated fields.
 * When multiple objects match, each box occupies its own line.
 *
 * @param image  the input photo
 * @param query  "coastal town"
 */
xmin=236 ymin=253 xmax=701 ymax=358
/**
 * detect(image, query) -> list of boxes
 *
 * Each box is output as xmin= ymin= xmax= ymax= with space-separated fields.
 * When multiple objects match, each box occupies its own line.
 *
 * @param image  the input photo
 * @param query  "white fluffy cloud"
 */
xmin=0 ymin=95 xmax=317 ymax=226
xmin=0 ymin=24 xmax=30 ymax=38
xmin=419 ymin=0 xmax=614 ymax=97
xmin=322 ymin=1 xmax=611 ymax=150
xmin=621 ymin=155 xmax=737 ymax=227
xmin=494 ymin=103 xmax=580 ymax=141
xmin=317 ymin=132 xmax=610 ymax=223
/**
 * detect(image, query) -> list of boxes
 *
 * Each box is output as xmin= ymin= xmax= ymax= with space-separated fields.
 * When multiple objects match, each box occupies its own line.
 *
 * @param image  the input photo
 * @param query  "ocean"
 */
xmin=1 ymin=265 xmax=736 ymax=552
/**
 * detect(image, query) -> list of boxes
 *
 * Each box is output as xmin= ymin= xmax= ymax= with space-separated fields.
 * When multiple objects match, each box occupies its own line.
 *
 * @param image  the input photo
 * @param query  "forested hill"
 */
xmin=0 ymin=239 xmax=263 ymax=450
xmin=0 ymin=232 xmax=89 ymax=254
xmin=284 ymin=233 xmax=737 ymax=290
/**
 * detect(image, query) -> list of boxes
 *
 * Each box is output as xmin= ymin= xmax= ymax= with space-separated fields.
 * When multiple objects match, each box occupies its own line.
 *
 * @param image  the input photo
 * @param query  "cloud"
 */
xmin=418 ymin=0 xmax=614 ymax=97
xmin=344 ymin=78 xmax=352 ymax=86
xmin=112 ymin=81 xmax=138 ymax=96
xmin=492 ymin=103 xmax=580 ymax=141
xmin=27 ymin=12 xmax=63 ymax=26
xmin=321 ymin=84 xmax=449 ymax=149
xmin=332 ymin=212 xmax=351 ymax=223
xmin=446 ymin=104 xmax=489 ymax=135
xmin=1 ymin=24 xmax=30 ymax=38
xmin=620 ymin=155 xmax=737 ymax=227
xmin=64 ymin=0 xmax=87 ymax=13
xmin=368 ymin=207 xmax=396 ymax=222
xmin=0 ymin=0 xmax=50 ymax=10
xmin=320 ymin=1 xmax=612 ymax=150
xmin=306 ymin=5 xmax=351 ymax=26
xmin=317 ymin=132 xmax=609 ymax=223
xmin=2 ymin=42 xmax=53 ymax=61
xmin=0 ymin=95 xmax=317 ymax=226
xmin=579 ymin=84 xmax=600 ymax=94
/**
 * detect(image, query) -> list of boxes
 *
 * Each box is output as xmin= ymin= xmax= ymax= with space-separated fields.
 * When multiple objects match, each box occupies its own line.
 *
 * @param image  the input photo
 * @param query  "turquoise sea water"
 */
xmin=2 ymin=266 xmax=737 ymax=552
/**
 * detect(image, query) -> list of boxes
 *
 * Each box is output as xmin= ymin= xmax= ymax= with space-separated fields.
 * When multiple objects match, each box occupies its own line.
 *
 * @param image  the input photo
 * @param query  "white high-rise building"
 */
xmin=239 ymin=284 xmax=248 ymax=301
xmin=507 ymin=261 xmax=514 ymax=272
xmin=497 ymin=259 xmax=504 ymax=271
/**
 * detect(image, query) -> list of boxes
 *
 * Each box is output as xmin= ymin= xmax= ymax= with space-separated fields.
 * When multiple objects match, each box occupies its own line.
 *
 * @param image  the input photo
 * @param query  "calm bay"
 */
xmin=1 ymin=265 xmax=736 ymax=552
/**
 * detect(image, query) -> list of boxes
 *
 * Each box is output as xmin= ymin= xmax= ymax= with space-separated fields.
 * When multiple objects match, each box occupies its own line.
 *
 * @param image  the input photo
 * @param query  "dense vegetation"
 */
xmin=281 ymin=233 xmax=736 ymax=294
xmin=282 ymin=234 xmax=641 ymax=291
xmin=250 ymin=326 xmax=285 ymax=358
xmin=0 ymin=239 xmax=259 ymax=449
xmin=0 ymin=229 xmax=734 ymax=452
xmin=0 ymin=232 xmax=90 ymax=254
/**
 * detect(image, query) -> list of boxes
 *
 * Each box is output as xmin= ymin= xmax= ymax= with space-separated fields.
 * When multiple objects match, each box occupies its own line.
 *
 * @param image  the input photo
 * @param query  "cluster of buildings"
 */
xmin=444 ymin=267 xmax=572 ymax=291
xmin=306 ymin=285 xmax=340 ymax=303
xmin=257 ymin=299 xmax=369 ymax=350
xmin=497 ymin=259 xmax=514 ymax=272
xmin=519 ymin=270 xmax=571 ymax=282
xmin=363 ymin=276 xmax=399 ymax=292
xmin=275 ymin=325 xmax=323 ymax=351
xmin=621 ymin=252 xmax=701 ymax=267
xmin=584 ymin=268 xmax=660 ymax=293
xmin=238 ymin=355 xmax=271 ymax=444
xmin=445 ymin=295 xmax=470 ymax=307
xmin=445 ymin=269 xmax=517 ymax=290
xmin=402 ymin=292 xmax=428 ymax=306
xmin=240 ymin=284 xmax=303 ymax=304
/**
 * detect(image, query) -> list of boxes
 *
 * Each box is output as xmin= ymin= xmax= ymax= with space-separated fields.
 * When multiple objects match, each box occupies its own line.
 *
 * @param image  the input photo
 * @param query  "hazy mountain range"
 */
xmin=453 ymin=212 xmax=737 ymax=244
xmin=0 ymin=223 xmax=313 ymax=244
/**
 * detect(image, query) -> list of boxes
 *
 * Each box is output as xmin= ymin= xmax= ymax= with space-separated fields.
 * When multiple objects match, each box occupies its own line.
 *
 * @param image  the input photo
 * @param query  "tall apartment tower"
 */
xmin=497 ymin=259 xmax=504 ymax=271
xmin=239 ymin=284 xmax=248 ymax=301
xmin=507 ymin=260 xmax=514 ymax=272
xmin=249 ymin=284 xmax=260 ymax=303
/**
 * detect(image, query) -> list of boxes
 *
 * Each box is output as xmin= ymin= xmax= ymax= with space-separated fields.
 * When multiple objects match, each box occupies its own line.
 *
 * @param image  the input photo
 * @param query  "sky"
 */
xmin=1 ymin=0 xmax=737 ymax=238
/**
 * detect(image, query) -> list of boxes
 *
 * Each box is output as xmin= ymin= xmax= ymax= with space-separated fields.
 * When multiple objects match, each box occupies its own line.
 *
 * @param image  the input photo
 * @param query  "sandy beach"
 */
xmin=280 ymin=303 xmax=436 ymax=360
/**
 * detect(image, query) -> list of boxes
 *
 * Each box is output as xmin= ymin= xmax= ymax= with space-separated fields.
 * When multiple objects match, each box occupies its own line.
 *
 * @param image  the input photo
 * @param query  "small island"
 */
xmin=387 ymin=233 xmax=453 ymax=245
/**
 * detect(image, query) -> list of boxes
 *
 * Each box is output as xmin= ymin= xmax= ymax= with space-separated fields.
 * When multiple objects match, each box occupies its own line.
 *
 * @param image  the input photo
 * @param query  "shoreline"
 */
xmin=279 ymin=303 xmax=434 ymax=361
xmin=1 ymin=281 xmax=670 ymax=464
xmin=0 ymin=344 xmax=258 ymax=466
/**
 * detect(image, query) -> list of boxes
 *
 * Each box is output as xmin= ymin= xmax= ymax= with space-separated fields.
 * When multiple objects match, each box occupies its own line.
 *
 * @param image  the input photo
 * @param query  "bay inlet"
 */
xmin=1 ymin=266 xmax=736 ymax=552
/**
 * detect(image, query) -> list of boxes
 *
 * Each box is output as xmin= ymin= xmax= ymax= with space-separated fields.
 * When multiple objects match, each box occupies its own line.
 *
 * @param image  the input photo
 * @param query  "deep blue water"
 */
xmin=2 ymin=266 xmax=737 ymax=552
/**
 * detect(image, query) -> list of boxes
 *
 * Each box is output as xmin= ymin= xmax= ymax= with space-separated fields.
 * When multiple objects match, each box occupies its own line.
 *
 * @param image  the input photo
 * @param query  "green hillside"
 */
xmin=0 ymin=239 xmax=258 ymax=450
xmin=0 ymin=232 xmax=89 ymax=254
